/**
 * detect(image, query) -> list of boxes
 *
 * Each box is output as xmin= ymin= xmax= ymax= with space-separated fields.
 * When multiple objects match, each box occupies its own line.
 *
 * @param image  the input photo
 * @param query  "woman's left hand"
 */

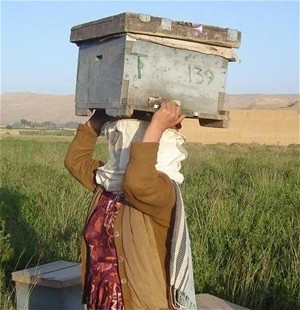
xmin=86 ymin=109 xmax=115 ymax=135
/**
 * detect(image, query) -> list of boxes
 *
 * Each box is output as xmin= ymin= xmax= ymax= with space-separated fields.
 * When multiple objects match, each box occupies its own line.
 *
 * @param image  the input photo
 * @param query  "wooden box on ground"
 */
xmin=11 ymin=260 xmax=81 ymax=310
xmin=10 ymin=260 xmax=250 ymax=310
xmin=196 ymin=293 xmax=250 ymax=310
xmin=70 ymin=13 xmax=241 ymax=127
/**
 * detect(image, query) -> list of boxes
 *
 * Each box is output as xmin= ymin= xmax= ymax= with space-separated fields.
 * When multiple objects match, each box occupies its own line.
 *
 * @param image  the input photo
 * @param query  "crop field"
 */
xmin=0 ymin=132 xmax=299 ymax=309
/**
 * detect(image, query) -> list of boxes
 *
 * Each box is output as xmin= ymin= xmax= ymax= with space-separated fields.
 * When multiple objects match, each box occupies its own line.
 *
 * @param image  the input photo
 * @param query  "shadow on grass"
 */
xmin=0 ymin=187 xmax=41 ymax=300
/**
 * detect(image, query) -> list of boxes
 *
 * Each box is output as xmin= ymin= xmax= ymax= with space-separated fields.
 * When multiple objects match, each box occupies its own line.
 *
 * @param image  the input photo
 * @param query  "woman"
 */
xmin=64 ymin=101 xmax=196 ymax=310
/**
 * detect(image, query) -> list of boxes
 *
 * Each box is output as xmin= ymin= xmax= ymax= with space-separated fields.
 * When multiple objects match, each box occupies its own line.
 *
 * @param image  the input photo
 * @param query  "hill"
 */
xmin=1 ymin=93 xmax=84 ymax=125
xmin=0 ymin=92 xmax=299 ymax=125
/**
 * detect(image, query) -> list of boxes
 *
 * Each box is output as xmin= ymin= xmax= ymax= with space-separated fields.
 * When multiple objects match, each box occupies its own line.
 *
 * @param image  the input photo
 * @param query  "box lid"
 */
xmin=70 ymin=12 xmax=241 ymax=48
xmin=11 ymin=260 xmax=81 ymax=288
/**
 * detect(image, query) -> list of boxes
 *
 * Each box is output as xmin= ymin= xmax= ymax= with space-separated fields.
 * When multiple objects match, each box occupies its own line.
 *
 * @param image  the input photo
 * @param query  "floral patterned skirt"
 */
xmin=83 ymin=190 xmax=125 ymax=310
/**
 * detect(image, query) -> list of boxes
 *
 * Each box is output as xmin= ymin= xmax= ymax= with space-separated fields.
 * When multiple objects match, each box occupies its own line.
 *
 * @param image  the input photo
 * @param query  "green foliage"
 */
xmin=18 ymin=129 xmax=75 ymax=136
xmin=0 ymin=137 xmax=299 ymax=309
xmin=0 ymin=221 xmax=14 ymax=303
xmin=181 ymin=143 xmax=300 ymax=310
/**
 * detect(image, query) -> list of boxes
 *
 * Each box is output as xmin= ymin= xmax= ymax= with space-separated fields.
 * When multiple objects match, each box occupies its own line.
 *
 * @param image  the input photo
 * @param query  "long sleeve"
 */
xmin=122 ymin=142 xmax=175 ymax=221
xmin=64 ymin=124 xmax=104 ymax=192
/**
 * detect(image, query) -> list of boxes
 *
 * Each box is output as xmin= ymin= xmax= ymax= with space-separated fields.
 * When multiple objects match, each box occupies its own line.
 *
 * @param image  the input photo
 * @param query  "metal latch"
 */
xmin=148 ymin=97 xmax=181 ymax=109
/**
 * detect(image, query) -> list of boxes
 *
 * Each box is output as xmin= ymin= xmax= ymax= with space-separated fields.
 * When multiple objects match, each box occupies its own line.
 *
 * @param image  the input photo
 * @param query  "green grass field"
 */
xmin=0 ymin=132 xmax=299 ymax=309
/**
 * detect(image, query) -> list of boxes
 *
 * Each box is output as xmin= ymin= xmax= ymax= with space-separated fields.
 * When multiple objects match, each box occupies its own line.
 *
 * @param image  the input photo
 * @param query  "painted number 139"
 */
xmin=188 ymin=66 xmax=215 ymax=85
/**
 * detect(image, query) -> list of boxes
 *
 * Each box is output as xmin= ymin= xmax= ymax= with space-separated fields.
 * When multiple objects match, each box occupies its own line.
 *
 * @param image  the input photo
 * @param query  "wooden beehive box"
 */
xmin=11 ymin=260 xmax=81 ymax=310
xmin=70 ymin=12 xmax=241 ymax=127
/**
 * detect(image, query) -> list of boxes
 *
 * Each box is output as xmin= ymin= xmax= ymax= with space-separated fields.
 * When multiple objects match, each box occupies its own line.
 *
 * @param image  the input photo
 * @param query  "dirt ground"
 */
xmin=181 ymin=110 xmax=300 ymax=145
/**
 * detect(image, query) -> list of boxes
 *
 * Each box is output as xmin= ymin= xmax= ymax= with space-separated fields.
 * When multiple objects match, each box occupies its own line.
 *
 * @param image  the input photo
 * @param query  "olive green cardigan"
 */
xmin=64 ymin=124 xmax=176 ymax=309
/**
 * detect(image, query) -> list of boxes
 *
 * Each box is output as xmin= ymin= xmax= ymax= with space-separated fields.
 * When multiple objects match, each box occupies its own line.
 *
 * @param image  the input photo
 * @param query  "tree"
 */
xmin=20 ymin=119 xmax=32 ymax=127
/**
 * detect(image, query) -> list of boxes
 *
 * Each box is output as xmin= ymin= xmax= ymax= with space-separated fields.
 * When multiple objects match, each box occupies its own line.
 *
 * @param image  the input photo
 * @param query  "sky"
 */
xmin=1 ymin=0 xmax=299 ymax=95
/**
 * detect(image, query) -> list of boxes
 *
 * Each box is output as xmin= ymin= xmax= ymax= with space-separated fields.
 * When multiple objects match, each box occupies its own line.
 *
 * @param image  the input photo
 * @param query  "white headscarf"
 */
xmin=95 ymin=119 xmax=188 ymax=194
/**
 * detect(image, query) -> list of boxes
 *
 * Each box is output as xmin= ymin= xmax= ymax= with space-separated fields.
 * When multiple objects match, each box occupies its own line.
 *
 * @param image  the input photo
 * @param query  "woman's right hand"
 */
xmin=142 ymin=101 xmax=185 ymax=142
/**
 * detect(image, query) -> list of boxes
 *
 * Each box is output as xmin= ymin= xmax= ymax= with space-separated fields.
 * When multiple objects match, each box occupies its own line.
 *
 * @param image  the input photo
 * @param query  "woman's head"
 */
xmin=96 ymin=118 xmax=188 ymax=193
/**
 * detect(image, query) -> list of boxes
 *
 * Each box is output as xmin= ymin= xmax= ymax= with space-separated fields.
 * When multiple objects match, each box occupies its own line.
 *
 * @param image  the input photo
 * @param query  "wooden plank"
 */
xmin=198 ymin=112 xmax=228 ymax=121
xmin=12 ymin=261 xmax=81 ymax=288
xmin=70 ymin=12 xmax=241 ymax=48
xmin=29 ymin=264 xmax=81 ymax=288
xmin=198 ymin=111 xmax=230 ymax=128
xmin=199 ymin=118 xmax=230 ymax=128
xmin=12 ymin=261 xmax=77 ymax=278
xmin=71 ymin=14 xmax=126 ymax=45
xmin=196 ymin=294 xmax=250 ymax=310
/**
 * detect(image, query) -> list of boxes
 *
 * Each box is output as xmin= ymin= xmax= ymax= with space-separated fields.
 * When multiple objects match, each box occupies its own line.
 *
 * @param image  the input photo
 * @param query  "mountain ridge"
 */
xmin=1 ymin=92 xmax=299 ymax=125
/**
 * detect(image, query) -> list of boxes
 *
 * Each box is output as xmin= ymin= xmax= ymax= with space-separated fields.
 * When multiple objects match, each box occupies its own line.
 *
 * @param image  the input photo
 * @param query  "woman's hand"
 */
xmin=86 ymin=109 xmax=115 ymax=135
xmin=142 ymin=101 xmax=185 ymax=142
